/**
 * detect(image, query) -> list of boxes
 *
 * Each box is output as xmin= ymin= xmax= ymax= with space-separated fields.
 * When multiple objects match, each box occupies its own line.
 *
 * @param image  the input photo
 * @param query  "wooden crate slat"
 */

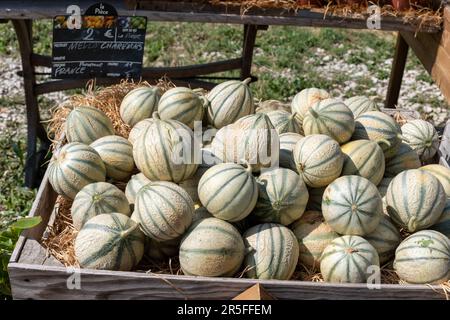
xmin=8 ymin=262 xmax=448 ymax=300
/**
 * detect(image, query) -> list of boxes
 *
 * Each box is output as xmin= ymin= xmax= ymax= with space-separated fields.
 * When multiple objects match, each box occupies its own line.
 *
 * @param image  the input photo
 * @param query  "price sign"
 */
xmin=51 ymin=2 xmax=147 ymax=79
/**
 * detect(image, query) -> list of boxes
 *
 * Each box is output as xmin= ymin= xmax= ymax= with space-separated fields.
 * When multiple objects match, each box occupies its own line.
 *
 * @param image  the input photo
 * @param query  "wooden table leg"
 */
xmin=12 ymin=19 xmax=50 ymax=188
xmin=385 ymin=32 xmax=409 ymax=108
xmin=241 ymin=24 xmax=260 ymax=81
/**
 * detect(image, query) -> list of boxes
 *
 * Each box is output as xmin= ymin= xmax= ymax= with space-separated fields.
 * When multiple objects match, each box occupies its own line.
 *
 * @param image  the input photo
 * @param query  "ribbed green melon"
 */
xmin=48 ymin=142 xmax=106 ymax=199
xmin=352 ymin=111 xmax=402 ymax=160
xmin=144 ymin=237 xmax=180 ymax=261
xmin=178 ymin=167 xmax=208 ymax=206
xmin=125 ymin=173 xmax=151 ymax=204
xmin=158 ymin=87 xmax=205 ymax=129
xmin=303 ymin=98 xmax=355 ymax=144
xmin=75 ymin=213 xmax=145 ymax=271
xmin=207 ymin=78 xmax=254 ymax=129
xmin=291 ymin=88 xmax=330 ymax=124
xmin=386 ymin=169 xmax=446 ymax=232
xmin=128 ymin=118 xmax=154 ymax=145
xmin=266 ymin=110 xmax=302 ymax=135
xmin=341 ymin=139 xmax=385 ymax=186
xmin=211 ymin=113 xmax=279 ymax=172
xmin=394 ymin=230 xmax=450 ymax=284
xmin=91 ymin=135 xmax=134 ymax=181
xmin=306 ymin=187 xmax=326 ymax=211
xmin=132 ymin=181 xmax=194 ymax=241
xmin=292 ymin=211 xmax=339 ymax=270
xmin=119 ymin=86 xmax=161 ymax=127
xmin=420 ymin=164 xmax=450 ymax=197
xmin=344 ymin=96 xmax=379 ymax=118
xmin=179 ymin=217 xmax=245 ymax=277
xmin=198 ymin=163 xmax=258 ymax=222
xmin=320 ymin=235 xmax=379 ymax=283
xmin=384 ymin=142 xmax=421 ymax=177
xmin=293 ymin=134 xmax=344 ymax=188
xmin=244 ymin=223 xmax=299 ymax=280
xmin=71 ymin=182 xmax=130 ymax=230
xmin=431 ymin=199 xmax=450 ymax=238
xmin=402 ymin=119 xmax=439 ymax=161
xmin=66 ymin=106 xmax=114 ymax=144
xmin=364 ymin=215 xmax=401 ymax=264
xmin=133 ymin=114 xmax=198 ymax=183
xmin=256 ymin=99 xmax=291 ymax=114
xmin=279 ymin=132 xmax=303 ymax=172
xmin=253 ymin=168 xmax=308 ymax=226
xmin=322 ymin=175 xmax=382 ymax=235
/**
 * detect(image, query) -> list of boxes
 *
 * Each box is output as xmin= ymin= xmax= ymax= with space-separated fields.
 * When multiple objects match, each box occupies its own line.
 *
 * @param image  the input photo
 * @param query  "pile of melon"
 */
xmin=48 ymin=79 xmax=450 ymax=285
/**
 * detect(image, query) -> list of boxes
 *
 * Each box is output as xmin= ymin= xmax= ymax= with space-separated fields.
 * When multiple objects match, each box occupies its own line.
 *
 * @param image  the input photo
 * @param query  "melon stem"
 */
xmin=242 ymin=77 xmax=252 ymax=85
xmin=120 ymin=222 xmax=140 ymax=238
xmin=376 ymin=138 xmax=391 ymax=148
xmin=152 ymin=111 xmax=160 ymax=120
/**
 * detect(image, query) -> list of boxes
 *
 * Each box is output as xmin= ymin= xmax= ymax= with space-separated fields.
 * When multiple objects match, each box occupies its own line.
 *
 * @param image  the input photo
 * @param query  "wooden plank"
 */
xmin=23 ymin=171 xmax=58 ymax=240
xmin=8 ymin=263 xmax=447 ymax=300
xmin=385 ymin=33 xmax=409 ymax=108
xmin=400 ymin=7 xmax=450 ymax=105
xmin=0 ymin=0 xmax=441 ymax=32
xmin=17 ymin=239 xmax=63 ymax=267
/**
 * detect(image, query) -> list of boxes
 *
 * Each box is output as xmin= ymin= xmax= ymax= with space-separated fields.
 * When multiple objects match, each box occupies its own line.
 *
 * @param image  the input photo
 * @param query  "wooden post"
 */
xmin=241 ymin=24 xmax=258 ymax=81
xmin=385 ymin=33 xmax=409 ymax=108
xmin=12 ymin=19 xmax=50 ymax=188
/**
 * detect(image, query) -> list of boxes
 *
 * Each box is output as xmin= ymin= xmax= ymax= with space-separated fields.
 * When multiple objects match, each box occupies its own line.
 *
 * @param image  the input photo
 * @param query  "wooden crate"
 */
xmin=7 ymin=120 xmax=450 ymax=300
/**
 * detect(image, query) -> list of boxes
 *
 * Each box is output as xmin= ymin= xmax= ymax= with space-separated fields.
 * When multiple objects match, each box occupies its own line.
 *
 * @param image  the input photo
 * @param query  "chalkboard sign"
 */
xmin=51 ymin=3 xmax=146 ymax=79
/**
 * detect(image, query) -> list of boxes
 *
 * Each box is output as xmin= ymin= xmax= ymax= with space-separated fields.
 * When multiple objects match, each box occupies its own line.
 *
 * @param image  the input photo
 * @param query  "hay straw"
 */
xmin=209 ymin=0 xmax=443 ymax=31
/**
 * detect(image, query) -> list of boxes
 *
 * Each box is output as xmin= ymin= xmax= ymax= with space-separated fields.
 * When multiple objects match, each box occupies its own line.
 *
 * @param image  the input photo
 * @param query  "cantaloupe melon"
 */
xmin=133 ymin=114 xmax=198 ymax=183
xmin=158 ymin=87 xmax=206 ymax=129
xmin=394 ymin=230 xmax=450 ymax=284
xmin=211 ymin=113 xmax=279 ymax=172
xmin=420 ymin=164 xmax=450 ymax=197
xmin=253 ymin=168 xmax=308 ymax=226
xmin=125 ymin=173 xmax=151 ymax=204
xmin=75 ymin=213 xmax=145 ymax=271
xmin=244 ymin=223 xmax=299 ymax=280
xmin=179 ymin=217 xmax=245 ymax=277
xmin=344 ymin=96 xmax=379 ymax=118
xmin=66 ymin=106 xmax=114 ymax=144
xmin=132 ymin=181 xmax=194 ymax=241
xmin=351 ymin=111 xmax=402 ymax=160
xmin=256 ymin=99 xmax=291 ymax=114
xmin=207 ymin=78 xmax=254 ymax=129
xmin=291 ymin=88 xmax=330 ymax=124
xmin=120 ymin=86 xmax=161 ymax=127
xmin=322 ymin=175 xmax=382 ymax=236
xmin=71 ymin=182 xmax=130 ymax=230
xmin=364 ymin=215 xmax=401 ymax=264
xmin=48 ymin=142 xmax=106 ymax=199
xmin=293 ymin=134 xmax=344 ymax=188
xmin=303 ymin=98 xmax=355 ymax=144
xmin=340 ymin=139 xmax=385 ymax=186
xmin=385 ymin=169 xmax=446 ymax=232
xmin=384 ymin=142 xmax=421 ymax=177
xmin=266 ymin=110 xmax=302 ymax=135
xmin=198 ymin=163 xmax=258 ymax=222
xmin=292 ymin=211 xmax=339 ymax=270
xmin=128 ymin=118 xmax=154 ymax=145
xmin=402 ymin=119 xmax=439 ymax=161
xmin=320 ymin=235 xmax=380 ymax=283
xmin=91 ymin=135 xmax=134 ymax=181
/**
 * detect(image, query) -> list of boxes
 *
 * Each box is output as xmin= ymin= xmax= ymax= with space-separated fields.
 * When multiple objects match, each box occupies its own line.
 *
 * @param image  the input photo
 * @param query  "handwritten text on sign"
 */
xmin=51 ymin=15 xmax=146 ymax=79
